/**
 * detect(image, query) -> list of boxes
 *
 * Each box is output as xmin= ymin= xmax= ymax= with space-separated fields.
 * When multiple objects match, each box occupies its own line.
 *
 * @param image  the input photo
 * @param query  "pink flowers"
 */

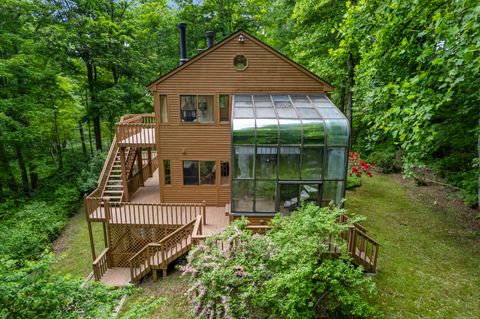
xmin=348 ymin=152 xmax=375 ymax=177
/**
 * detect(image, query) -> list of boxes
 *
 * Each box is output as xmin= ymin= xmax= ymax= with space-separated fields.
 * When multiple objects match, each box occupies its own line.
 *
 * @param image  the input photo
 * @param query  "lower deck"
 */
xmin=90 ymin=170 xmax=228 ymax=236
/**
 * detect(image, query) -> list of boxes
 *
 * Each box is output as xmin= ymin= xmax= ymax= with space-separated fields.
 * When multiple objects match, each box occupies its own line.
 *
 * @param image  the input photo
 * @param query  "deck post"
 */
xmin=152 ymin=269 xmax=158 ymax=282
xmin=102 ymin=222 xmax=108 ymax=248
xmin=85 ymin=196 xmax=96 ymax=261
xmin=147 ymin=148 xmax=153 ymax=177
xmin=119 ymin=146 xmax=129 ymax=201
xmin=202 ymin=201 xmax=206 ymax=225
xmin=137 ymin=148 xmax=144 ymax=186
xmin=104 ymin=200 xmax=113 ymax=267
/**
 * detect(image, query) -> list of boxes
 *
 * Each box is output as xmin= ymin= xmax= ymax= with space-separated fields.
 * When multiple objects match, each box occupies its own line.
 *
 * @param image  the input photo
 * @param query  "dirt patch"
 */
xmin=390 ymin=173 xmax=480 ymax=232
xmin=52 ymin=207 xmax=83 ymax=254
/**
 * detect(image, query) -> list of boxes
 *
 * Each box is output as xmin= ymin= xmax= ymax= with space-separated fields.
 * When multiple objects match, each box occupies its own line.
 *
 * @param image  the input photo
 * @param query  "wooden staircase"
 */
xmin=92 ymin=216 xmax=198 ymax=286
xmin=101 ymin=146 xmax=137 ymax=202
xmin=129 ymin=217 xmax=198 ymax=283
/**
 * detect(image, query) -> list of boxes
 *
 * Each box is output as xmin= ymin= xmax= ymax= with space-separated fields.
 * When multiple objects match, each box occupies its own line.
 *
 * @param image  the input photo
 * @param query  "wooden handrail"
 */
xmin=97 ymin=135 xmax=118 ymax=188
xmin=93 ymin=248 xmax=110 ymax=281
xmin=129 ymin=216 xmax=198 ymax=283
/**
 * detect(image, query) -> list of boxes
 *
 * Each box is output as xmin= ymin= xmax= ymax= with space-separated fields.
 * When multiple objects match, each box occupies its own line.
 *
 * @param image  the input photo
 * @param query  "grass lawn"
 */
xmin=52 ymin=206 xmax=105 ymax=278
xmin=121 ymin=268 xmax=190 ymax=318
xmin=346 ymin=174 xmax=480 ymax=319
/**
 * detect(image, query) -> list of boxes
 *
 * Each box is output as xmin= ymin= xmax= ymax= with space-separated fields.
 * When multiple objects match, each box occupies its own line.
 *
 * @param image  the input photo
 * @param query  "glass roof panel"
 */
xmin=255 ymin=107 xmax=277 ymax=118
xmin=235 ymin=94 xmax=253 ymax=102
xmin=272 ymin=95 xmax=290 ymax=102
xmin=298 ymin=108 xmax=321 ymax=119
xmin=291 ymin=95 xmax=313 ymax=108
xmin=232 ymin=94 xmax=348 ymax=148
xmin=234 ymin=107 xmax=254 ymax=118
xmin=235 ymin=101 xmax=253 ymax=107
xmin=317 ymin=107 xmax=344 ymax=119
xmin=274 ymin=101 xmax=293 ymax=108
xmin=276 ymin=108 xmax=298 ymax=119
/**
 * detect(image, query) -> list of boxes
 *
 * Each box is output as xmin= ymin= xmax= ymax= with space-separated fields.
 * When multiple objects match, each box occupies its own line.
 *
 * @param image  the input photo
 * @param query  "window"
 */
xmin=233 ymin=55 xmax=247 ymax=70
xmin=221 ymin=161 xmax=229 ymax=185
xmin=181 ymin=95 xmax=214 ymax=123
xmin=163 ymin=160 xmax=171 ymax=185
xmin=160 ymin=95 xmax=168 ymax=123
xmin=183 ymin=160 xmax=216 ymax=185
xmin=219 ymin=95 xmax=230 ymax=122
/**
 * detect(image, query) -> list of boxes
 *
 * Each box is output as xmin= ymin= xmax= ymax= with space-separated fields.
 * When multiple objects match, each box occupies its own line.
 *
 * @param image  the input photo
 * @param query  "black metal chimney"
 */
xmin=178 ymin=22 xmax=188 ymax=65
xmin=205 ymin=31 xmax=215 ymax=48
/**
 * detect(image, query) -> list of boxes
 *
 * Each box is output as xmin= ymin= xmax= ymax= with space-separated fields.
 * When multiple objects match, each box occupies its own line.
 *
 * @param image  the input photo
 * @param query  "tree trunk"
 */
xmin=93 ymin=116 xmax=102 ymax=151
xmin=86 ymin=62 xmax=102 ymax=151
xmin=15 ymin=144 xmax=29 ymax=197
xmin=346 ymin=52 xmax=356 ymax=150
xmin=79 ymin=121 xmax=87 ymax=158
xmin=0 ymin=141 xmax=18 ymax=195
xmin=87 ymin=119 xmax=94 ymax=157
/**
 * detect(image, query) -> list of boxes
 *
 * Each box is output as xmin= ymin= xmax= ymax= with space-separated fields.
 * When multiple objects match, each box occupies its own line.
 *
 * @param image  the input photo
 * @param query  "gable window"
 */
xmin=181 ymin=95 xmax=214 ymax=123
xmin=233 ymin=55 xmax=247 ymax=71
xmin=219 ymin=95 xmax=230 ymax=122
xmin=183 ymin=160 xmax=216 ymax=185
xmin=160 ymin=95 xmax=168 ymax=123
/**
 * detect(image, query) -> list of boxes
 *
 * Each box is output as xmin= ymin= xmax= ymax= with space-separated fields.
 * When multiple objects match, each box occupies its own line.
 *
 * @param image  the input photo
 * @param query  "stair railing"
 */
xmin=129 ymin=216 xmax=199 ymax=283
xmin=347 ymin=226 xmax=379 ymax=273
xmin=93 ymin=248 xmax=110 ymax=281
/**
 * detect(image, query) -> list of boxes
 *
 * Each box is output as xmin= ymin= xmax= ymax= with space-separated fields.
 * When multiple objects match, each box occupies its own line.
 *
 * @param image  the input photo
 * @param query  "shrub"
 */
xmin=182 ymin=204 xmax=380 ymax=319
xmin=365 ymin=151 xmax=400 ymax=174
xmin=347 ymin=175 xmax=362 ymax=190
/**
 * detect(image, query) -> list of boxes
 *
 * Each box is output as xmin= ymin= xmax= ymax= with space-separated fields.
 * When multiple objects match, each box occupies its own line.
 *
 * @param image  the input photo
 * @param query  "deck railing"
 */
xmin=347 ymin=226 xmax=379 ymax=273
xmin=93 ymin=248 xmax=110 ymax=281
xmin=130 ymin=216 xmax=198 ymax=283
xmin=116 ymin=113 xmax=156 ymax=146
xmin=106 ymin=202 xmax=205 ymax=225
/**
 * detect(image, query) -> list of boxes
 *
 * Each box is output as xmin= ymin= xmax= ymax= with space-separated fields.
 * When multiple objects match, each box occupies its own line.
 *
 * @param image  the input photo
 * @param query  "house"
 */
xmin=84 ymin=25 xmax=378 ymax=286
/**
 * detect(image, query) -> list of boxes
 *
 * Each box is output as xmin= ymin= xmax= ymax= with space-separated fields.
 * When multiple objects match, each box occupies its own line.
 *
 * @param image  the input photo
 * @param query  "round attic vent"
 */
xmin=233 ymin=55 xmax=247 ymax=71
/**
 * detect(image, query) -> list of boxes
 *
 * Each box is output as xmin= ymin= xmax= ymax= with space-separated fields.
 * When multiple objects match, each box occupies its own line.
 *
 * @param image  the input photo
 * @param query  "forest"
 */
xmin=0 ymin=0 xmax=479 ymax=318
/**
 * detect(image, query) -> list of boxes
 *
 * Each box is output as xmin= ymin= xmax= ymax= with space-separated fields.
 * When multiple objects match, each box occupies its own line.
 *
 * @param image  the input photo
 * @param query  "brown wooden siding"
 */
xmin=153 ymin=35 xmax=326 ymax=94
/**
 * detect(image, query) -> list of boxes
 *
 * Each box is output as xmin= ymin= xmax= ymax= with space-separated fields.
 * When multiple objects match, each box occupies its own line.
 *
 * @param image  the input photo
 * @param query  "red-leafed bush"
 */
xmin=348 ymin=152 xmax=376 ymax=177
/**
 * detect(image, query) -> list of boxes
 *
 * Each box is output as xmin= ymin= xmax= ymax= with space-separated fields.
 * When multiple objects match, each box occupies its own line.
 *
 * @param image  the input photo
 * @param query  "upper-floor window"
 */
xmin=160 ymin=95 xmax=168 ymax=123
xmin=181 ymin=95 xmax=214 ymax=123
xmin=219 ymin=95 xmax=230 ymax=122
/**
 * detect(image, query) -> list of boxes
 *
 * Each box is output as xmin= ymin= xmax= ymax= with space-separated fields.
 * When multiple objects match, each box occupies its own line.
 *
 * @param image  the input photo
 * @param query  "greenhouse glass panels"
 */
xmin=231 ymin=94 xmax=349 ymax=215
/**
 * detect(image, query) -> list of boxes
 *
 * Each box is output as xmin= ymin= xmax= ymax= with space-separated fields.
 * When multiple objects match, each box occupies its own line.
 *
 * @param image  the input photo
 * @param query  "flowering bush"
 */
xmin=182 ymin=205 xmax=380 ymax=319
xmin=349 ymin=152 xmax=376 ymax=177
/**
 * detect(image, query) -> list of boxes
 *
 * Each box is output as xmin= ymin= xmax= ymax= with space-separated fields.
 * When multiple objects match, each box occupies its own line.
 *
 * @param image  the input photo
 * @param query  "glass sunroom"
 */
xmin=231 ymin=94 xmax=349 ymax=216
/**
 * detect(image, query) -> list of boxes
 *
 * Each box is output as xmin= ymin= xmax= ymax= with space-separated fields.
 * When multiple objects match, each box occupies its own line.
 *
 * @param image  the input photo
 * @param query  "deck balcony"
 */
xmin=116 ymin=113 xmax=156 ymax=147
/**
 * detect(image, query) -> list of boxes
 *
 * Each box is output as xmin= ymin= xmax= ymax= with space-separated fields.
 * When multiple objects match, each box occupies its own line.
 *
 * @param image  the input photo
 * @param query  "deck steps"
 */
xmin=100 ymin=146 xmax=140 ymax=202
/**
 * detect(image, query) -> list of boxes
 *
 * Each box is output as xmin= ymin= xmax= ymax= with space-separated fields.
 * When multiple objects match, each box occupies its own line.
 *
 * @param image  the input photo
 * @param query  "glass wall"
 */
xmin=231 ymin=94 xmax=349 ymax=215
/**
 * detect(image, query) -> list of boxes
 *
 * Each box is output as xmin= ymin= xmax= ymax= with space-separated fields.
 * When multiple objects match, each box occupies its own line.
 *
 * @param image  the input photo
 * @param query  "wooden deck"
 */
xmin=118 ymin=127 xmax=155 ymax=146
xmin=89 ymin=170 xmax=228 ymax=235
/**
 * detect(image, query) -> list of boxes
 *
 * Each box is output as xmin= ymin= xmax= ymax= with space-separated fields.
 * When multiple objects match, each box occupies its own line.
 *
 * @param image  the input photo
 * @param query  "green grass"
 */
xmin=121 ymin=270 xmax=190 ymax=318
xmin=346 ymin=174 xmax=480 ymax=319
xmin=52 ymin=206 xmax=105 ymax=278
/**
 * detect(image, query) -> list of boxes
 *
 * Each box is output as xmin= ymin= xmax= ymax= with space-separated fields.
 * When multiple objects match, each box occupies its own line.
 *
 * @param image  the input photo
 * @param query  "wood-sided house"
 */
xmin=84 ymin=25 xmax=379 ymax=286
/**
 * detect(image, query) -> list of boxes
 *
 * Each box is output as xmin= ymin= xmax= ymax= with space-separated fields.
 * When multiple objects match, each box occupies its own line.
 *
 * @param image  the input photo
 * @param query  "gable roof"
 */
xmin=147 ymin=29 xmax=334 ymax=92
